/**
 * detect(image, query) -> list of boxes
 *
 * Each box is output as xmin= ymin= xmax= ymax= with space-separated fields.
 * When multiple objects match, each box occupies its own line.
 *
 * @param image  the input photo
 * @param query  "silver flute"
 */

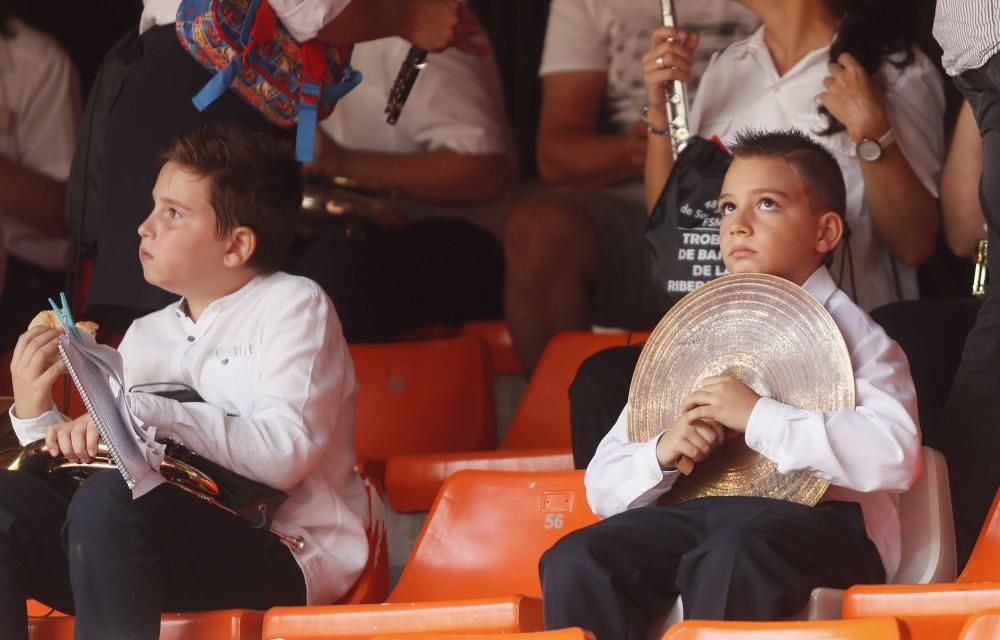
xmin=660 ymin=0 xmax=691 ymax=159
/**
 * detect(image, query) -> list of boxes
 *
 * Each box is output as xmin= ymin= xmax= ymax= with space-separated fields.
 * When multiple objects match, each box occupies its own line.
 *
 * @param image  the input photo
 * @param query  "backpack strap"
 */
xmin=294 ymin=40 xmax=327 ymax=162
xmin=192 ymin=0 xmax=269 ymax=112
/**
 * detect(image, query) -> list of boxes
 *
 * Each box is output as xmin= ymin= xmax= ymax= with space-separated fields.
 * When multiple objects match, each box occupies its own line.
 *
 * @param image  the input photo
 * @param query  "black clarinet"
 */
xmin=385 ymin=46 xmax=429 ymax=125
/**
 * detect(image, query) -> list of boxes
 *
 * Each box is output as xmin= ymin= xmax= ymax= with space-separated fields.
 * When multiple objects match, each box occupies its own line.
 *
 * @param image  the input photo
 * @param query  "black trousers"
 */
xmin=286 ymin=217 xmax=504 ymax=343
xmin=0 ymin=469 xmax=305 ymax=640
xmin=539 ymin=497 xmax=884 ymax=640
xmin=944 ymin=52 xmax=1000 ymax=564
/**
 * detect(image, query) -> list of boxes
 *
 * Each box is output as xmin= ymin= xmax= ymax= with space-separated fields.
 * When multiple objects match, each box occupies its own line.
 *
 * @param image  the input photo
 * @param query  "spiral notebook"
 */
xmin=57 ymin=334 xmax=167 ymax=498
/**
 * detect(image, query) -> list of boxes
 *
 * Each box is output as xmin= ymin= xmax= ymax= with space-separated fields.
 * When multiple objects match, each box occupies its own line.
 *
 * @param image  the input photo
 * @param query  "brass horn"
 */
xmin=0 ymin=399 xmax=304 ymax=551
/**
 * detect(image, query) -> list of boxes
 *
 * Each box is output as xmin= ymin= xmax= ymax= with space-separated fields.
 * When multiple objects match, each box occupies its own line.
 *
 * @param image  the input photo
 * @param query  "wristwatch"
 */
xmin=856 ymin=128 xmax=895 ymax=162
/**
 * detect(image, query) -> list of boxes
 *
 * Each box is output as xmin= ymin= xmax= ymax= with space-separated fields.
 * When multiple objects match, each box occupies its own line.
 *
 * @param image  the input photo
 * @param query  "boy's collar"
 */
xmin=800 ymin=265 xmax=838 ymax=306
xmin=172 ymin=273 xmax=265 ymax=322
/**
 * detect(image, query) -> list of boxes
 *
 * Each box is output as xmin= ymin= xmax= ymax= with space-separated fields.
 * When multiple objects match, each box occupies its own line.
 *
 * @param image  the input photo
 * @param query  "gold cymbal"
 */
xmin=627 ymin=273 xmax=854 ymax=506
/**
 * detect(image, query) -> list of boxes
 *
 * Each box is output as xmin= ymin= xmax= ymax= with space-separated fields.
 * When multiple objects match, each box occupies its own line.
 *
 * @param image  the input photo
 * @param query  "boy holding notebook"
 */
xmin=3 ymin=124 xmax=366 ymax=639
xmin=540 ymin=129 xmax=923 ymax=638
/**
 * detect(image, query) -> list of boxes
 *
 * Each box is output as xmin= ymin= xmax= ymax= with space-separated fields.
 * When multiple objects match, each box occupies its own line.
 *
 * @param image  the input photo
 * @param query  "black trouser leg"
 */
xmin=0 ymin=470 xmax=75 ymax=640
xmin=945 ymin=54 xmax=1000 ymax=565
xmin=568 ymin=344 xmax=643 ymax=469
xmin=540 ymin=497 xmax=884 ymax=639
xmin=65 ymin=470 xmax=306 ymax=640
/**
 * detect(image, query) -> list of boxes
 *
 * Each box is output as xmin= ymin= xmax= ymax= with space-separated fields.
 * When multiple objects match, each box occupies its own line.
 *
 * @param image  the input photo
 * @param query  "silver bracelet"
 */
xmin=640 ymin=105 xmax=671 ymax=136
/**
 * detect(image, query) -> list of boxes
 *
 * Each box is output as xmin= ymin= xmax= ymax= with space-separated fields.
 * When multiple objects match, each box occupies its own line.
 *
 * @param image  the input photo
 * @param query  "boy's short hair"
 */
xmin=729 ymin=128 xmax=847 ymax=221
xmin=161 ymin=124 xmax=302 ymax=272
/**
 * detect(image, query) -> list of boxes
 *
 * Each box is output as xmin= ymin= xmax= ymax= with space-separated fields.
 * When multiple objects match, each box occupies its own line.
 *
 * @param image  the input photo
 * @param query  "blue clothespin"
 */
xmin=47 ymin=292 xmax=83 ymax=343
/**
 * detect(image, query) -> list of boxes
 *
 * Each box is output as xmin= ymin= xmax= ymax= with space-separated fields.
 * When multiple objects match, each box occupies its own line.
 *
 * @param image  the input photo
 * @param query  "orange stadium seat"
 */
xmin=838 ymin=487 xmax=1000 ymax=639
xmin=958 ymin=609 xmax=1000 ymax=640
xmin=661 ymin=616 xmax=904 ymax=640
xmin=957 ymin=488 xmax=1000 ymax=583
xmin=263 ymin=469 xmax=599 ymax=639
xmin=370 ymin=629 xmax=596 ymax=640
xmin=349 ymin=336 xmax=497 ymax=478
xmin=27 ymin=473 xmax=389 ymax=640
xmin=842 ymin=582 xmax=1000 ymax=640
xmin=460 ymin=320 xmax=521 ymax=375
xmin=384 ymin=331 xmax=649 ymax=511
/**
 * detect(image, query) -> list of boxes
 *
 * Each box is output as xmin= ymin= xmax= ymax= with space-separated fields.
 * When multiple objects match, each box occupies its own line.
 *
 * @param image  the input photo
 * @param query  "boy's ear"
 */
xmin=223 ymin=226 xmax=257 ymax=268
xmin=816 ymin=211 xmax=844 ymax=256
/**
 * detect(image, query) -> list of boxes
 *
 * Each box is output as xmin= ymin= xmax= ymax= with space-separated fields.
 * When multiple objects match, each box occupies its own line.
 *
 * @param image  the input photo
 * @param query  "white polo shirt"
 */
xmin=320 ymin=36 xmax=514 ymax=237
xmin=689 ymin=27 xmax=945 ymax=311
xmin=0 ymin=19 xmax=80 ymax=276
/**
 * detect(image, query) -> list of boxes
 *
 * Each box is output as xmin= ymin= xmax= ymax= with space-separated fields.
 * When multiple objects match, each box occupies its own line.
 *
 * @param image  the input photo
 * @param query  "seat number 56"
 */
xmin=544 ymin=513 xmax=565 ymax=529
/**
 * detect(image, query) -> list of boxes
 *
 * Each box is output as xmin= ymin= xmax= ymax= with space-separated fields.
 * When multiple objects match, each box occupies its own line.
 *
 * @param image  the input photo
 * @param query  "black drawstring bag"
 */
xmin=644 ymin=136 xmax=732 ymax=309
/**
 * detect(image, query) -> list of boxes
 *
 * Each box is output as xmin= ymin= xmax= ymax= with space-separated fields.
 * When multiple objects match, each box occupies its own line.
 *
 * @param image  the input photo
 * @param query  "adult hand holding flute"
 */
xmin=641 ymin=25 xmax=700 ymax=213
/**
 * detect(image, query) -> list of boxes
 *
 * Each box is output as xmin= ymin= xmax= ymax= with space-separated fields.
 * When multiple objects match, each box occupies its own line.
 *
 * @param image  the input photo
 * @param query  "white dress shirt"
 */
xmin=689 ymin=27 xmax=945 ymax=311
xmin=0 ymin=19 xmax=80 ymax=275
xmin=141 ymin=0 xmax=351 ymax=42
xmin=586 ymin=266 xmax=923 ymax=580
xmin=320 ymin=36 xmax=514 ymax=238
xmin=10 ymin=272 xmax=369 ymax=605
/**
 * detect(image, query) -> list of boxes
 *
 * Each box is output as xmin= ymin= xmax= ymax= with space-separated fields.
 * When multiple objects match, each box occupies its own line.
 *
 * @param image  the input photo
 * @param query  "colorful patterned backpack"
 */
xmin=176 ymin=0 xmax=362 ymax=162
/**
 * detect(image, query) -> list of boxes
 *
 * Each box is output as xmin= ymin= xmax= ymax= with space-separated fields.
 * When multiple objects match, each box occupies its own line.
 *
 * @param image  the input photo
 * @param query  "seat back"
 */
xmin=959 ymin=488 xmax=1000 ymax=582
xmin=895 ymin=447 xmax=957 ymax=584
xmin=959 ymin=609 xmax=1000 ymax=640
xmin=501 ymin=331 xmax=649 ymax=450
xmin=371 ymin=629 xmax=596 ymax=640
xmin=350 ymin=337 xmax=497 ymax=461
xmin=662 ymin=616 xmax=903 ymax=639
xmin=388 ymin=469 xmax=598 ymax=603
xmin=460 ymin=320 xmax=521 ymax=375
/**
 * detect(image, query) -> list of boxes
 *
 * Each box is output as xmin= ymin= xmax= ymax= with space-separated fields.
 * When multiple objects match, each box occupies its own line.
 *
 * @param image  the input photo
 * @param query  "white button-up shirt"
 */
xmin=689 ymin=27 xmax=945 ymax=311
xmin=10 ymin=272 xmax=369 ymax=605
xmin=141 ymin=0 xmax=351 ymax=42
xmin=586 ymin=266 xmax=923 ymax=580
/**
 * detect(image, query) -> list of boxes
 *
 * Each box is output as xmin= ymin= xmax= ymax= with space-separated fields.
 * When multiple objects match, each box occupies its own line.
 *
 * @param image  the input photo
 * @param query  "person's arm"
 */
xmin=315 ymin=136 xmax=510 ymax=205
xmin=941 ymin=100 xmax=986 ymax=258
xmin=585 ymin=402 xmax=723 ymax=517
xmin=535 ymin=72 xmax=643 ymax=186
xmin=314 ymin=0 xmax=459 ymax=51
xmin=819 ymin=53 xmax=940 ymax=267
xmin=1 ymin=37 xmax=79 ymax=237
xmin=641 ymin=27 xmax=699 ymax=213
xmin=127 ymin=287 xmax=354 ymax=491
xmin=584 ymin=406 xmax=681 ymax=518
xmin=743 ymin=317 xmax=921 ymax=493
xmin=0 ymin=159 xmax=67 ymax=236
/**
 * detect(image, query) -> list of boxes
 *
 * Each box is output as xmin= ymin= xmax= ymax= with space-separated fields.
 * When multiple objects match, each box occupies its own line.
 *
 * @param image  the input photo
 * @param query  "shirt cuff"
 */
xmin=8 ymin=404 xmax=62 ymax=445
xmin=744 ymin=397 xmax=794 ymax=463
xmin=615 ymin=433 xmax=679 ymax=509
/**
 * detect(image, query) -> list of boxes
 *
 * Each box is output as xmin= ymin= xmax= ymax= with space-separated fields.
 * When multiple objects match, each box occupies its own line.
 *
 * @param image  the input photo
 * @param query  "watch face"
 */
xmin=857 ymin=138 xmax=882 ymax=162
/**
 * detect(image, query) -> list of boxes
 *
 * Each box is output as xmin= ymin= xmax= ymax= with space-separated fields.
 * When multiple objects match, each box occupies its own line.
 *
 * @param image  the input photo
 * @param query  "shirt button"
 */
xmin=649 ymin=469 xmax=662 ymax=482
xmin=187 ymin=335 xmax=195 ymax=342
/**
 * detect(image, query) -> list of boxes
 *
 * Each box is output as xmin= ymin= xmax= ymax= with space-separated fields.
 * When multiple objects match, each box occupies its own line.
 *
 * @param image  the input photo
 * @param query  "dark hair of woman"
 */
xmin=819 ymin=0 xmax=917 ymax=135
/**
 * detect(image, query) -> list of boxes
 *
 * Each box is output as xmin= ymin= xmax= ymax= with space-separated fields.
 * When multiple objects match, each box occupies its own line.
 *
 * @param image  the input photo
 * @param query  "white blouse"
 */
xmin=689 ymin=27 xmax=945 ymax=311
